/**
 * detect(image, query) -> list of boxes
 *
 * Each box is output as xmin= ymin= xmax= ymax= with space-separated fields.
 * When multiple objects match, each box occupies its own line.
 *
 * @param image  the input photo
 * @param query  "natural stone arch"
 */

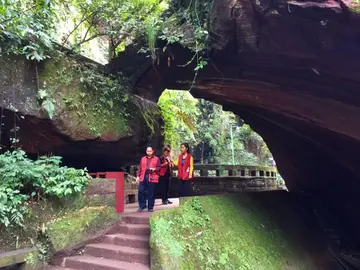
xmin=110 ymin=0 xmax=360 ymax=250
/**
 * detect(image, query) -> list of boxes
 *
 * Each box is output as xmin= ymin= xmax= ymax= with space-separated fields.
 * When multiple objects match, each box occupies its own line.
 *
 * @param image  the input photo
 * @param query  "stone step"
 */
xmin=42 ymin=267 xmax=74 ymax=270
xmin=64 ymin=255 xmax=150 ymax=270
xmin=121 ymin=213 xmax=150 ymax=224
xmin=103 ymin=234 xmax=149 ymax=249
xmin=116 ymin=224 xmax=150 ymax=235
xmin=85 ymin=243 xmax=150 ymax=265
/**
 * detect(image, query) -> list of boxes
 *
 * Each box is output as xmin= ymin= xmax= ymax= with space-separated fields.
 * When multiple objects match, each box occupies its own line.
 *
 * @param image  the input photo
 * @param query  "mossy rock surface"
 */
xmin=150 ymin=193 xmax=330 ymax=270
xmin=38 ymin=56 xmax=131 ymax=140
xmin=46 ymin=205 xmax=118 ymax=251
xmin=0 ymin=54 xmax=160 ymax=142
xmin=0 ymin=194 xmax=119 ymax=259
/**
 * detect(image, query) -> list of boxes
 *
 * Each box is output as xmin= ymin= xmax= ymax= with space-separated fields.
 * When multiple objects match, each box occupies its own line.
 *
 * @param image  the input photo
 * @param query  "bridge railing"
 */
xmin=172 ymin=164 xmax=277 ymax=178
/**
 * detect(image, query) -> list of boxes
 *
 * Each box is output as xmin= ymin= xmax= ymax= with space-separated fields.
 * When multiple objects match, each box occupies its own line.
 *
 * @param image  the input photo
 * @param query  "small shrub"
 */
xmin=0 ymin=150 xmax=89 ymax=227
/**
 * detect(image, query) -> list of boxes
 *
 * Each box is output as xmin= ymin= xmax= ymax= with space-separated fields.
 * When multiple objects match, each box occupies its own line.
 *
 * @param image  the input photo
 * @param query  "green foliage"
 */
xmin=0 ymin=0 xmax=57 ymax=61
xmin=0 ymin=0 xmax=168 ymax=62
xmin=150 ymin=195 xmax=315 ymax=270
xmin=37 ymin=88 xmax=55 ymax=119
xmin=0 ymin=0 xmax=213 ymax=75
xmin=79 ymin=63 xmax=130 ymax=116
xmin=41 ymin=99 xmax=55 ymax=119
xmin=65 ymin=0 xmax=166 ymax=56
xmin=145 ymin=16 xmax=160 ymax=59
xmin=158 ymin=0 xmax=212 ymax=71
xmin=157 ymin=90 xmax=198 ymax=155
xmin=0 ymin=150 xmax=89 ymax=228
xmin=158 ymin=90 xmax=272 ymax=165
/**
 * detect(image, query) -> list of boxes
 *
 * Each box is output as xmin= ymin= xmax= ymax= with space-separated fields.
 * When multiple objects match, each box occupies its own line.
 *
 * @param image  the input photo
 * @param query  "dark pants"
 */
xmin=159 ymin=175 xmax=171 ymax=202
xmin=138 ymin=173 xmax=156 ymax=210
xmin=179 ymin=180 xmax=191 ymax=197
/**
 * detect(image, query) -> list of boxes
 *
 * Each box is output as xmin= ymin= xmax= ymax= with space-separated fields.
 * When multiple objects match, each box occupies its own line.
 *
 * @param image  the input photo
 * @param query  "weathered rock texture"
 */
xmin=109 ymin=0 xmax=360 ymax=257
xmin=0 ymin=54 xmax=162 ymax=170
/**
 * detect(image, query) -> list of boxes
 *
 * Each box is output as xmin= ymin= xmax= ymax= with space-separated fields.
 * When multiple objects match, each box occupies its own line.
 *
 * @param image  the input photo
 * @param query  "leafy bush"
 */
xmin=0 ymin=150 xmax=89 ymax=227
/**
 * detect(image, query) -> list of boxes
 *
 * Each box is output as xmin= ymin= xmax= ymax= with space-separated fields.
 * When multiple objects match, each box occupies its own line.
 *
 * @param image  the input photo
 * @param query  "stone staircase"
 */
xmin=52 ymin=213 xmax=152 ymax=270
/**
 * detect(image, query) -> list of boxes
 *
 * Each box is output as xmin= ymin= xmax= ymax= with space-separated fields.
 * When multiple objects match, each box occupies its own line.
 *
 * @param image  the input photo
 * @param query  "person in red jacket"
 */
xmin=159 ymin=145 xmax=173 ymax=205
xmin=136 ymin=146 xmax=161 ymax=212
xmin=172 ymin=143 xmax=194 ymax=197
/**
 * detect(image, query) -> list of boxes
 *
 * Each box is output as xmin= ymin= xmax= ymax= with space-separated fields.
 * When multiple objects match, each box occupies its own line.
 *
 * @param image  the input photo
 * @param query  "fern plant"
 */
xmin=0 ymin=150 xmax=89 ymax=227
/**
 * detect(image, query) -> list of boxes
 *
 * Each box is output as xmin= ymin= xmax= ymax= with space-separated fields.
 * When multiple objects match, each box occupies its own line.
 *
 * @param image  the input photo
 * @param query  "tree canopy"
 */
xmin=0 ymin=0 xmax=211 ymax=64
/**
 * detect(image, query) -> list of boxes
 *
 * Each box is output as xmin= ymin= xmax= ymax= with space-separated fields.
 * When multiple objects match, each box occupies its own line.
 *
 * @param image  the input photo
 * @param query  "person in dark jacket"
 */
xmin=159 ymin=145 xmax=173 ymax=205
xmin=172 ymin=143 xmax=194 ymax=197
xmin=136 ymin=146 xmax=161 ymax=212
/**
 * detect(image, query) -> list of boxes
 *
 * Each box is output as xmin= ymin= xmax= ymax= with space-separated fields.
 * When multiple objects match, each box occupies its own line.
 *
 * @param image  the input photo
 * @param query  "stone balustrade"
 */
xmin=172 ymin=164 xmax=277 ymax=179
xmin=127 ymin=164 xmax=285 ymax=196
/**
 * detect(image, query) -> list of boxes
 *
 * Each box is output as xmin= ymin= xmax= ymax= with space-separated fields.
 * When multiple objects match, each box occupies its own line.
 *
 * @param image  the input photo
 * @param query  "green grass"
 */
xmin=150 ymin=195 xmax=316 ymax=270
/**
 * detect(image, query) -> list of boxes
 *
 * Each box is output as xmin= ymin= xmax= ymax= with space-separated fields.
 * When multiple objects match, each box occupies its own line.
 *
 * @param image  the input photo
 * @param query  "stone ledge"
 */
xmin=0 ymin=247 xmax=36 ymax=268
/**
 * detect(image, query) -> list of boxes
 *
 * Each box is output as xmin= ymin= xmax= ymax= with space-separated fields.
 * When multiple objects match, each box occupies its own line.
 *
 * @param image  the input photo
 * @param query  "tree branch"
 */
xmin=72 ymin=33 xmax=106 ymax=48
xmin=82 ymin=24 xmax=93 ymax=43
xmin=113 ymin=32 xmax=132 ymax=48
xmin=111 ymin=37 xmax=116 ymax=59
xmin=61 ymin=10 xmax=97 ymax=46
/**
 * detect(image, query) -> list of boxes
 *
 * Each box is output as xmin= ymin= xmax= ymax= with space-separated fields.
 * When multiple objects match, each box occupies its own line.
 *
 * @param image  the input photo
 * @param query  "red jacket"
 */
xmin=137 ymin=156 xmax=161 ymax=183
xmin=160 ymin=156 xmax=172 ymax=176
xmin=175 ymin=153 xmax=194 ymax=181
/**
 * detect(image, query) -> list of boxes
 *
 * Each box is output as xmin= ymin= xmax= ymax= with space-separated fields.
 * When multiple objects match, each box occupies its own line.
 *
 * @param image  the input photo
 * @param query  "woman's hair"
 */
xmin=146 ymin=145 xmax=155 ymax=151
xmin=181 ymin=143 xmax=190 ymax=153
xmin=163 ymin=144 xmax=171 ymax=153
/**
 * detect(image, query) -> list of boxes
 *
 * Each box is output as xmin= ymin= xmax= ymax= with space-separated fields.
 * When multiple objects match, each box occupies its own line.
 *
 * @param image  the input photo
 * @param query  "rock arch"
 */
xmin=111 ymin=0 xmax=360 ymax=248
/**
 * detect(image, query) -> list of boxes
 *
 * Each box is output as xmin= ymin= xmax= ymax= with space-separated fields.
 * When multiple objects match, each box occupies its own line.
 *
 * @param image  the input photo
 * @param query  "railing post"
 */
xmin=106 ymin=172 xmax=125 ymax=213
xmin=200 ymin=169 xmax=208 ymax=177
xmin=129 ymin=166 xmax=136 ymax=177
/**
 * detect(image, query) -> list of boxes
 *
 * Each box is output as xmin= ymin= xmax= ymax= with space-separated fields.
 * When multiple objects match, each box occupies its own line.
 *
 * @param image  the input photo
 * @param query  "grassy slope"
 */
xmin=150 ymin=194 xmax=320 ymax=270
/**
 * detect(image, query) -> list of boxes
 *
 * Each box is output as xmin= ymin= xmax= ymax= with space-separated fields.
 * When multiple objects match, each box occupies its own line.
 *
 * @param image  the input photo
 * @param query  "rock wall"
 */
xmin=110 ymin=0 xmax=360 ymax=254
xmin=0 ymin=53 xmax=163 ymax=169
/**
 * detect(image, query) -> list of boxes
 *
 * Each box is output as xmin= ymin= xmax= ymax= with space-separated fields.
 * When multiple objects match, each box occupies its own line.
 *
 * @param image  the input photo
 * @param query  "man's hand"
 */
xmin=136 ymin=177 xmax=140 ymax=182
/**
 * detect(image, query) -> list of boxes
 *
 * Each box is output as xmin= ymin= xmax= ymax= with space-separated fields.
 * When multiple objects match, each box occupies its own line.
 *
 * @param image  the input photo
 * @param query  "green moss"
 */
xmin=47 ymin=206 xmax=118 ymax=250
xmin=0 ymin=193 xmax=119 ymax=268
xmin=131 ymin=96 xmax=160 ymax=136
xmin=0 ymin=248 xmax=37 ymax=268
xmin=0 ymin=195 xmax=83 ymax=253
xmin=84 ymin=194 xmax=116 ymax=207
xmin=150 ymin=195 xmax=317 ymax=270
xmin=38 ymin=55 xmax=131 ymax=138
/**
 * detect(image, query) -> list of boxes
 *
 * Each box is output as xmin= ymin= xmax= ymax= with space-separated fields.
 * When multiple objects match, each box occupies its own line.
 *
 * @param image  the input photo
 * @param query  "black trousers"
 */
xmin=179 ymin=180 xmax=191 ymax=198
xmin=138 ymin=173 xmax=156 ymax=210
xmin=159 ymin=175 xmax=171 ymax=202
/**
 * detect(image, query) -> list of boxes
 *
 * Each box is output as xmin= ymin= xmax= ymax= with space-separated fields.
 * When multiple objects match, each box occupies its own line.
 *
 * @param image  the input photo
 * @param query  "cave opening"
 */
xmin=157 ymin=89 xmax=280 ymax=171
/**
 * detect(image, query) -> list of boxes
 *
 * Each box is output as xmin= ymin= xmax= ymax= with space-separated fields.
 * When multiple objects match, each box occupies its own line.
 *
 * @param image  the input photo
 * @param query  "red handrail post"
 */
xmin=106 ymin=172 xmax=125 ymax=213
